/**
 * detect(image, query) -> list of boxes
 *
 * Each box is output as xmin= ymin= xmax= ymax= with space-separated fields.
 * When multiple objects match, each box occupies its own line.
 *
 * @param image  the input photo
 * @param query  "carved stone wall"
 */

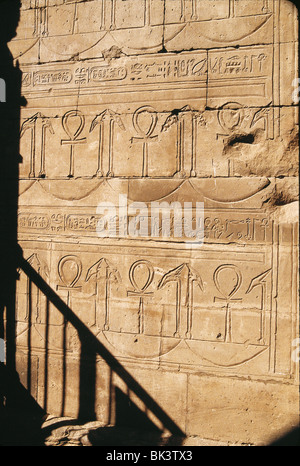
xmin=7 ymin=0 xmax=299 ymax=444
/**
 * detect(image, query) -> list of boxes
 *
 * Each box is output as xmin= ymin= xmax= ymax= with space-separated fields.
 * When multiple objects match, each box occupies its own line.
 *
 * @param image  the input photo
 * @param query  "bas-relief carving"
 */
xmin=10 ymin=0 xmax=299 ymax=440
xmin=19 ymin=103 xmax=275 ymax=180
xmin=13 ymin=239 xmax=285 ymax=376
xmin=17 ymin=30 xmax=279 ymax=180
xmin=13 ymin=0 xmax=274 ymax=62
xmin=20 ymin=112 xmax=54 ymax=178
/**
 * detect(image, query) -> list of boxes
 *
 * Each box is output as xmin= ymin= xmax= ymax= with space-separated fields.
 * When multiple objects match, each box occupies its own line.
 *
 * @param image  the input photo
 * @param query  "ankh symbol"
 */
xmin=127 ymin=260 xmax=154 ymax=334
xmin=213 ymin=264 xmax=242 ymax=343
xmin=131 ymin=106 xmax=158 ymax=177
xmin=61 ymin=110 xmax=87 ymax=178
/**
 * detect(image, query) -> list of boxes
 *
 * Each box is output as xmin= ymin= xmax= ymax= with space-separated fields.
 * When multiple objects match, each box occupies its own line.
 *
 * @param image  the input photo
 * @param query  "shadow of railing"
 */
xmin=5 ymin=248 xmax=185 ymax=445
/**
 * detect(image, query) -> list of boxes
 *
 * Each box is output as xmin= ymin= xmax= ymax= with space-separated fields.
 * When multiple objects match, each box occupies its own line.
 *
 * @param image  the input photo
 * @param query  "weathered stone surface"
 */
xmin=4 ymin=0 xmax=299 ymax=446
xmin=186 ymin=374 xmax=299 ymax=445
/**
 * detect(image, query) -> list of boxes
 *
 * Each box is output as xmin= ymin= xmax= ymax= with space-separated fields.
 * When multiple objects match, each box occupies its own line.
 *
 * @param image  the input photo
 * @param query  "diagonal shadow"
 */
xmin=17 ymin=247 xmax=185 ymax=440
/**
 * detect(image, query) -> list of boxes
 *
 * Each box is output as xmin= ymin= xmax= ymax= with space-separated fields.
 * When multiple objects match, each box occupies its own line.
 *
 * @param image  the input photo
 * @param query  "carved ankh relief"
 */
xmin=61 ymin=110 xmax=87 ymax=178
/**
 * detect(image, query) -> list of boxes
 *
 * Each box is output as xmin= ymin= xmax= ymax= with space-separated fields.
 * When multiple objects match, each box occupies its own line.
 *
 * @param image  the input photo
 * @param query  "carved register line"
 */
xmin=18 ymin=243 xmax=270 ymax=274
xmin=26 ymin=0 xmax=273 ymax=33
xmin=21 ymin=246 xmax=267 ymax=268
xmin=44 ymin=246 xmax=267 ymax=266
xmin=208 ymin=82 xmax=268 ymax=100
xmin=17 ymin=210 xmax=273 ymax=245
xmin=18 ymin=173 xmax=271 ymax=183
xmin=21 ymin=75 xmax=268 ymax=94
xmin=20 ymin=87 xmax=206 ymax=106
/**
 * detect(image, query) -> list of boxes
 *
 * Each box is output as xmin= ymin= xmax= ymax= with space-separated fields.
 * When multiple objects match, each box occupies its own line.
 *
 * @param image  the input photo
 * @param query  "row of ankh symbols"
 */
xmin=20 ymin=106 xmax=207 ymax=178
xmin=25 ymin=254 xmax=271 ymax=343
xmin=20 ymin=104 xmax=270 ymax=178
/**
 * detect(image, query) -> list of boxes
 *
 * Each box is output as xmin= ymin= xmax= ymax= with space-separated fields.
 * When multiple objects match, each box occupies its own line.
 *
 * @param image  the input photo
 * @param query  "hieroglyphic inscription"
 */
xmin=18 ymin=209 xmax=273 ymax=244
xmin=21 ymin=47 xmax=272 ymax=91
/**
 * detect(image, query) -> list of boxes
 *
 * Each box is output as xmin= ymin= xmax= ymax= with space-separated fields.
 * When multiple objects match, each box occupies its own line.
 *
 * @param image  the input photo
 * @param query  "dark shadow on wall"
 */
xmin=1 ymin=240 xmax=185 ymax=444
xmin=268 ymin=427 xmax=300 ymax=446
xmin=0 ymin=0 xmax=43 ymax=446
xmin=0 ymin=0 xmax=46 ymax=446
xmin=0 ymin=0 xmax=21 ymax=372
xmin=14 ymin=253 xmax=185 ymax=446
